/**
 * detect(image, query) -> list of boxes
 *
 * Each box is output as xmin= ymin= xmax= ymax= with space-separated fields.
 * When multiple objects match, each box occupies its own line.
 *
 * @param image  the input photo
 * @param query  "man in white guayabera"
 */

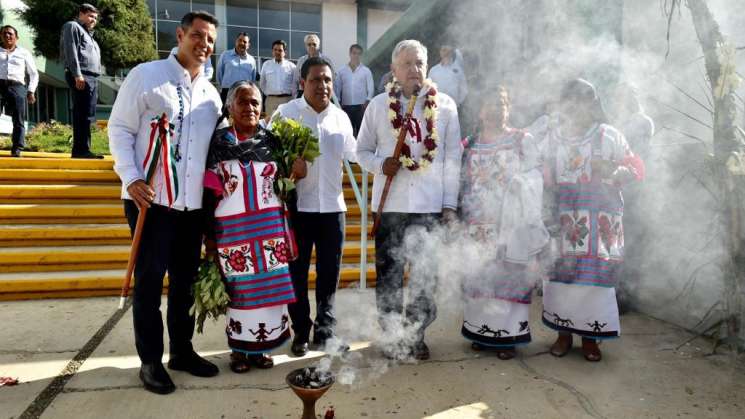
xmin=108 ymin=11 xmax=222 ymax=395
xmin=356 ymin=39 xmax=463 ymax=361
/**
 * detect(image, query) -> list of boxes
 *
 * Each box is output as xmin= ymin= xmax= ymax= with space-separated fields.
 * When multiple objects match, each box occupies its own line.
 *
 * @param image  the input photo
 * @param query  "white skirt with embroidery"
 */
xmin=462 ymin=298 xmax=532 ymax=347
xmin=542 ymin=281 xmax=620 ymax=339
xmin=225 ymin=305 xmax=291 ymax=354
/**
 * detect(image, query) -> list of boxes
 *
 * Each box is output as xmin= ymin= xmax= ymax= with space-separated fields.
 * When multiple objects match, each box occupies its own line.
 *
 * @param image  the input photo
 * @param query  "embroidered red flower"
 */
xmin=598 ymin=215 xmax=620 ymax=250
xmin=423 ymin=138 xmax=436 ymax=151
xmin=275 ymin=241 xmax=290 ymax=263
xmin=227 ymin=249 xmax=248 ymax=272
xmin=561 ymin=212 xmax=589 ymax=248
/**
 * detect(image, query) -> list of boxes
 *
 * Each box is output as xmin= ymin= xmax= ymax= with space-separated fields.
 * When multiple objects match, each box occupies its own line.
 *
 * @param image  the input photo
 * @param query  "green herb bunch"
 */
xmin=268 ymin=116 xmax=321 ymax=200
xmin=190 ymin=258 xmax=230 ymax=334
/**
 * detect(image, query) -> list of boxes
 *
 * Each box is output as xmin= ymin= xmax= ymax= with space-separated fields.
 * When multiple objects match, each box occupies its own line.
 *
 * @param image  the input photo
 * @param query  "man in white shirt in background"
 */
xmin=428 ymin=45 xmax=467 ymax=106
xmin=169 ymin=45 xmax=213 ymax=80
xmin=274 ymin=56 xmax=355 ymax=357
xmin=356 ymin=39 xmax=462 ymax=361
xmin=108 ymin=11 xmax=222 ymax=395
xmin=215 ymin=32 xmax=257 ymax=104
xmin=260 ymin=39 xmax=296 ymax=117
xmin=335 ymin=44 xmax=374 ymax=136
xmin=0 ymin=25 xmax=38 ymax=158
xmin=295 ymin=34 xmax=335 ymax=98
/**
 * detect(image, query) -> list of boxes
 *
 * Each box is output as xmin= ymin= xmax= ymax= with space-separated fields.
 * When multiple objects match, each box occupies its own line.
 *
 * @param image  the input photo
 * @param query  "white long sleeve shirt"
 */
xmin=0 ymin=46 xmax=39 ymax=92
xmin=356 ymin=88 xmax=463 ymax=213
xmin=335 ymin=63 xmax=374 ymax=106
xmin=108 ymin=55 xmax=222 ymax=210
xmin=275 ymin=97 xmax=356 ymax=213
xmin=259 ymin=59 xmax=297 ymax=96
xmin=428 ymin=62 xmax=468 ymax=105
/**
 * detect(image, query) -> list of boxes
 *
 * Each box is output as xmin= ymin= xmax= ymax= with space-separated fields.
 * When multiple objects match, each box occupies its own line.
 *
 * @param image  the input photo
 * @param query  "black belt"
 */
xmin=268 ymin=94 xmax=292 ymax=98
xmin=67 ymin=69 xmax=100 ymax=77
xmin=0 ymin=79 xmax=23 ymax=86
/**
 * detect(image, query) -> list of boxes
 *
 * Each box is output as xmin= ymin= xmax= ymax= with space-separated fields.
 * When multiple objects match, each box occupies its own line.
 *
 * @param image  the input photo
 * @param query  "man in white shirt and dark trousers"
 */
xmin=356 ymin=40 xmax=462 ymax=361
xmin=108 ymin=11 xmax=222 ymax=395
xmin=215 ymin=32 xmax=256 ymax=103
xmin=274 ymin=56 xmax=356 ymax=356
xmin=428 ymin=45 xmax=467 ymax=106
xmin=259 ymin=40 xmax=296 ymax=117
xmin=335 ymin=44 xmax=374 ymax=136
xmin=0 ymin=25 xmax=38 ymax=158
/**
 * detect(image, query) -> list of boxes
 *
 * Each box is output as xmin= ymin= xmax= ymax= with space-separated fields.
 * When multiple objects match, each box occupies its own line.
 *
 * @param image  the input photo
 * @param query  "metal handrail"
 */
xmin=343 ymin=160 xmax=368 ymax=289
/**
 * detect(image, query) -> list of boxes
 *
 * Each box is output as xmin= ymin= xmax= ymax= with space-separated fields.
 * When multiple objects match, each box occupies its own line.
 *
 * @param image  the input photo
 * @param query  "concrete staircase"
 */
xmin=0 ymin=151 xmax=375 ymax=300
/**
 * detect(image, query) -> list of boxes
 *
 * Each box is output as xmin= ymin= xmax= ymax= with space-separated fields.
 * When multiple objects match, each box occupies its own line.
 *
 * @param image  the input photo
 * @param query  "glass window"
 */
xmin=227 ymin=27 xmax=259 ymax=54
xmin=259 ymin=0 xmax=290 ymax=29
xmin=156 ymin=0 xmax=189 ymax=21
xmin=156 ymin=20 xmax=180 ymax=52
xmin=147 ymin=0 xmax=156 ymax=16
xmin=290 ymin=31 xmax=309 ymax=60
xmin=259 ymin=29 xmax=290 ymax=58
xmin=227 ymin=0 xmax=258 ymax=27
xmin=191 ymin=0 xmax=216 ymax=16
xmin=290 ymin=2 xmax=321 ymax=32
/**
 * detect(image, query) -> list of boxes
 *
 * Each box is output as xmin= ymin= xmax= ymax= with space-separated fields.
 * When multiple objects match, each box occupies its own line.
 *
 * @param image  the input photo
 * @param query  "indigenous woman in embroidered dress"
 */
xmin=542 ymin=79 xmax=644 ymax=362
xmin=459 ymin=87 xmax=548 ymax=360
xmin=203 ymin=81 xmax=302 ymax=373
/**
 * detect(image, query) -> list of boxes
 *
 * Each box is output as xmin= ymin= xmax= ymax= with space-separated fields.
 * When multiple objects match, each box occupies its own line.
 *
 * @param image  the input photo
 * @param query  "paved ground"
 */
xmin=2 ymin=289 xmax=744 ymax=419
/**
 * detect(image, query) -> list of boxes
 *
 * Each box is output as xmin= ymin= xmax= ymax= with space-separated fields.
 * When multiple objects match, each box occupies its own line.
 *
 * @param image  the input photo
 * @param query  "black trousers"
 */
xmin=375 ymin=212 xmax=441 ymax=341
xmin=124 ymin=200 xmax=204 ymax=363
xmin=65 ymin=72 xmax=97 ymax=156
xmin=287 ymin=211 xmax=345 ymax=343
xmin=0 ymin=81 xmax=27 ymax=152
xmin=341 ymin=105 xmax=364 ymax=137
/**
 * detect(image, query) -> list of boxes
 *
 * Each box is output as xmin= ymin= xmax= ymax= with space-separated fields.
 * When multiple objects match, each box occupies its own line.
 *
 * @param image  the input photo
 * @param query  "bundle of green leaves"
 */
xmin=190 ymin=258 xmax=230 ymax=334
xmin=268 ymin=117 xmax=321 ymax=200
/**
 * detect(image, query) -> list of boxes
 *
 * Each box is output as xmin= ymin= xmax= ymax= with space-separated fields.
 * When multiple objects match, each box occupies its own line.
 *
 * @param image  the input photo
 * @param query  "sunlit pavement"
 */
xmin=2 ymin=289 xmax=745 ymax=419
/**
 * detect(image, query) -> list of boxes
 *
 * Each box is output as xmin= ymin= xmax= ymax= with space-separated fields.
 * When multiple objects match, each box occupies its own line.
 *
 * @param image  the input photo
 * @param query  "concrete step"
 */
xmin=0 ymin=203 xmax=124 ymax=221
xmin=0 ymin=222 xmax=373 ymax=247
xmin=0 ymin=184 xmax=121 ymax=200
xmin=0 ymin=156 xmax=114 ymax=169
xmin=0 ymin=265 xmax=377 ymax=301
xmin=0 ymin=168 xmax=120 ymax=184
xmin=0 ymin=202 xmax=370 ymax=224
xmin=0 ymin=242 xmax=375 ymax=272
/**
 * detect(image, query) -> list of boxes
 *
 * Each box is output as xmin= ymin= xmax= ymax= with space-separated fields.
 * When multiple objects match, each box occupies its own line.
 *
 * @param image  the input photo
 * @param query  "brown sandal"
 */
xmin=247 ymin=353 xmax=274 ymax=369
xmin=496 ymin=348 xmax=516 ymax=360
xmin=581 ymin=338 xmax=602 ymax=362
xmin=550 ymin=333 xmax=573 ymax=357
xmin=229 ymin=352 xmax=250 ymax=374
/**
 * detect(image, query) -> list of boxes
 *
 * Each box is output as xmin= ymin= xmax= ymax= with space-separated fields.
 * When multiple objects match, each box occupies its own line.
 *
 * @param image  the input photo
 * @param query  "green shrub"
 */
xmin=0 ymin=121 xmax=110 ymax=154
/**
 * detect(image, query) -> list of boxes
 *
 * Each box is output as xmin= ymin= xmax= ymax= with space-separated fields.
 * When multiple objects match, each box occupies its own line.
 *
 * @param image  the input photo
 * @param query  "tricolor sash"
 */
xmin=142 ymin=113 xmax=179 ymax=207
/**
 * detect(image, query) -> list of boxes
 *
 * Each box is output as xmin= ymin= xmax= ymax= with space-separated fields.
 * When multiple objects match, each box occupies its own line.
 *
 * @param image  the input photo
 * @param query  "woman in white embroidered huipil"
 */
xmin=458 ymin=87 xmax=547 ymax=360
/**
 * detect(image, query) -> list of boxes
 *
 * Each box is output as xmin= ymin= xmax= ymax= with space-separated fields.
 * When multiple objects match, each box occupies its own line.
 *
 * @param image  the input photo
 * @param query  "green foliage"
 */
xmin=18 ymin=0 xmax=157 ymax=72
xmin=95 ymin=0 xmax=158 ymax=71
xmin=0 ymin=121 xmax=110 ymax=154
xmin=190 ymin=258 xmax=230 ymax=334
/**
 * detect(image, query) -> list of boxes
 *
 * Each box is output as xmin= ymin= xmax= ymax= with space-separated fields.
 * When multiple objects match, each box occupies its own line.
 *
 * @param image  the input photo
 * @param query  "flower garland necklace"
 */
xmin=386 ymin=79 xmax=439 ymax=171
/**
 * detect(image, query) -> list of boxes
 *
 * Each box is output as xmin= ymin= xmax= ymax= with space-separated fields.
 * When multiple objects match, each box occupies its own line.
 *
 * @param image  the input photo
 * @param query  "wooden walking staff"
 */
xmin=118 ymin=114 xmax=173 ymax=309
xmin=370 ymin=84 xmax=421 ymax=237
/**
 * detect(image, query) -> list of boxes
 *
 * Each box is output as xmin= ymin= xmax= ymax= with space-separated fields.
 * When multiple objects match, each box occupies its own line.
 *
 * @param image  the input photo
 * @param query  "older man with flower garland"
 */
xmin=356 ymin=39 xmax=462 ymax=360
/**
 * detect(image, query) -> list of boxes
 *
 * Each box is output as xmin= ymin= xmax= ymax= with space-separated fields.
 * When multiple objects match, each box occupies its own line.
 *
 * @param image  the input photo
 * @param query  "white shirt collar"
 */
xmin=300 ymin=95 xmax=331 ymax=116
xmin=166 ymin=54 xmax=201 ymax=83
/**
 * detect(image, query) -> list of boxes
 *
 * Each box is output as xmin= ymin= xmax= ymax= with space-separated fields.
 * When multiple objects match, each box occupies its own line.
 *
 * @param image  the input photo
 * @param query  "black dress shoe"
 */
xmin=139 ymin=363 xmax=175 ymax=395
xmin=167 ymin=352 xmax=219 ymax=377
xmin=10 ymin=149 xmax=21 ymax=157
xmin=291 ymin=337 xmax=309 ymax=357
xmin=412 ymin=340 xmax=430 ymax=361
xmin=71 ymin=151 xmax=104 ymax=159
